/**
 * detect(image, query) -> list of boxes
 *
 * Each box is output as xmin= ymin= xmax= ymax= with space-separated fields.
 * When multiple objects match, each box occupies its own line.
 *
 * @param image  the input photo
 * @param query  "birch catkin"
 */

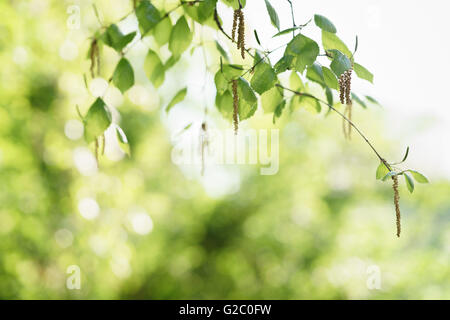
xmin=232 ymin=79 xmax=239 ymax=134
xmin=392 ymin=175 xmax=401 ymax=237
xmin=237 ymin=9 xmax=245 ymax=59
xmin=232 ymin=10 xmax=239 ymax=43
xmin=232 ymin=9 xmax=245 ymax=59
xmin=339 ymin=69 xmax=353 ymax=139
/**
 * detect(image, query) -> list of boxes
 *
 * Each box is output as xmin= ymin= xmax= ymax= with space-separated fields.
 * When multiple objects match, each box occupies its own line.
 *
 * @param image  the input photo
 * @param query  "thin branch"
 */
xmin=276 ymin=84 xmax=392 ymax=171
xmin=240 ymin=43 xmax=287 ymax=79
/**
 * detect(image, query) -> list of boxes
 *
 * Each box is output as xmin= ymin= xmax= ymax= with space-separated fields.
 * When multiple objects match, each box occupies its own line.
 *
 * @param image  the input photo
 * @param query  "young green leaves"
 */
xmin=284 ymin=34 xmax=320 ymax=73
xmin=376 ymin=148 xmax=429 ymax=195
xmin=250 ymin=62 xmax=277 ymax=95
xmin=169 ymin=16 xmax=193 ymax=58
xmin=100 ymin=24 xmax=136 ymax=53
xmin=314 ymin=14 xmax=336 ymax=33
xmin=116 ymin=125 xmax=131 ymax=157
xmin=136 ymin=0 xmax=161 ymax=35
xmin=353 ymin=63 xmax=374 ymax=83
xmin=112 ymin=58 xmax=134 ymax=93
xmin=264 ymin=0 xmax=280 ymax=31
xmin=166 ymin=88 xmax=187 ymax=113
xmin=322 ymin=31 xmax=353 ymax=59
xmin=83 ymin=98 xmax=112 ymax=143
xmin=329 ymin=49 xmax=352 ymax=77
xmin=408 ymin=170 xmax=429 ymax=184
xmin=144 ymin=50 xmax=165 ymax=88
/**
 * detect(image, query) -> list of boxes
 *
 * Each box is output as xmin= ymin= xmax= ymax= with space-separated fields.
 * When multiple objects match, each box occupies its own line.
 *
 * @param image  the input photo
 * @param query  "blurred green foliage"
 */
xmin=0 ymin=0 xmax=448 ymax=300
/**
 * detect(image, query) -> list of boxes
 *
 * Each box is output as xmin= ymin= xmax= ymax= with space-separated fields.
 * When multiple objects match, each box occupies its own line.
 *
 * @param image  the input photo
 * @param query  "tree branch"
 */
xmin=276 ymin=84 xmax=392 ymax=171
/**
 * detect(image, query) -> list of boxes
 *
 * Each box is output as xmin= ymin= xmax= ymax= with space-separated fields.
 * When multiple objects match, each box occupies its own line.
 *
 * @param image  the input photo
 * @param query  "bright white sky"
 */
xmin=240 ymin=0 xmax=450 ymax=180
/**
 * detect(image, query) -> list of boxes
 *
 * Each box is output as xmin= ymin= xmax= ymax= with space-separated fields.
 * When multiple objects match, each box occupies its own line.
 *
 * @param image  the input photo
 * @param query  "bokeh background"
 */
xmin=0 ymin=0 xmax=448 ymax=299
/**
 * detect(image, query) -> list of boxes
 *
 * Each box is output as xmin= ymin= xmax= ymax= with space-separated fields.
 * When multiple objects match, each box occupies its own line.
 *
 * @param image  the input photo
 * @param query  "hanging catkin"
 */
xmin=232 ymin=10 xmax=239 ymax=43
xmin=232 ymin=79 xmax=239 ymax=134
xmin=392 ymin=175 xmax=401 ymax=237
xmin=339 ymin=69 xmax=353 ymax=139
xmin=237 ymin=9 xmax=245 ymax=59
xmin=231 ymin=9 xmax=245 ymax=59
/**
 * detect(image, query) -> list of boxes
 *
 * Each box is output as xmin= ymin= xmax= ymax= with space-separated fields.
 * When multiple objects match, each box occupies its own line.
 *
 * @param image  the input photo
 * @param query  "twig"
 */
xmin=286 ymin=0 xmax=296 ymax=38
xmin=276 ymin=84 xmax=392 ymax=171
xmin=239 ymin=43 xmax=287 ymax=79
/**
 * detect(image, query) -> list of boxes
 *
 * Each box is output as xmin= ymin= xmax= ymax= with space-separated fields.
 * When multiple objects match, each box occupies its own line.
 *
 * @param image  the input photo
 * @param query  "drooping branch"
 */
xmin=276 ymin=84 xmax=393 ymax=172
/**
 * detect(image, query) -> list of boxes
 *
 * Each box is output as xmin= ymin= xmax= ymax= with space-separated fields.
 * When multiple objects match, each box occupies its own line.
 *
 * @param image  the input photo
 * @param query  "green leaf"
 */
xmin=351 ymin=93 xmax=367 ymax=109
xmin=272 ymin=27 xmax=301 ymax=38
xmin=290 ymin=71 xmax=304 ymax=91
xmin=164 ymin=55 xmax=180 ymax=70
xmin=400 ymin=146 xmax=410 ymax=163
xmin=314 ymin=14 xmax=336 ymax=33
xmin=408 ymin=170 xmax=429 ymax=184
xmin=169 ymin=16 xmax=193 ymax=58
xmin=354 ymin=63 xmax=374 ymax=83
xmin=306 ymin=63 xmax=324 ymax=85
xmin=264 ymin=0 xmax=280 ymax=30
xmin=404 ymin=173 xmax=415 ymax=193
xmin=274 ymin=55 xmax=294 ymax=74
xmin=153 ymin=16 xmax=172 ymax=46
xmin=285 ymin=34 xmax=320 ymax=73
xmin=166 ymin=87 xmax=187 ymax=113
xmin=325 ymin=87 xmax=333 ymax=106
xmin=223 ymin=0 xmax=246 ymax=10
xmin=184 ymin=0 xmax=217 ymax=23
xmin=366 ymin=95 xmax=381 ymax=105
xmin=376 ymin=162 xmax=390 ymax=180
xmin=144 ymin=50 xmax=165 ymax=88
xmin=322 ymin=31 xmax=352 ymax=59
xmin=261 ymin=87 xmax=283 ymax=113
xmin=100 ymin=24 xmax=136 ymax=52
xmin=382 ymin=171 xmax=397 ymax=182
xmin=215 ymin=90 xmax=233 ymax=119
xmin=136 ymin=0 xmax=161 ymax=35
xmin=116 ymin=125 xmax=130 ymax=156
xmin=215 ymin=40 xmax=229 ymax=61
xmin=214 ymin=70 xmax=228 ymax=95
xmin=84 ymin=98 xmax=112 ymax=143
xmin=250 ymin=62 xmax=277 ymax=95
xmin=254 ymin=30 xmax=261 ymax=46
xmin=322 ymin=66 xmax=338 ymax=90
xmin=302 ymin=96 xmax=322 ymax=114
xmin=222 ymin=64 xmax=243 ymax=79
xmin=197 ymin=0 xmax=218 ymax=23
xmin=329 ymin=49 xmax=352 ymax=77
xmin=112 ymin=58 xmax=135 ymax=93
xmin=273 ymin=100 xmax=286 ymax=124
xmin=237 ymin=77 xmax=257 ymax=120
